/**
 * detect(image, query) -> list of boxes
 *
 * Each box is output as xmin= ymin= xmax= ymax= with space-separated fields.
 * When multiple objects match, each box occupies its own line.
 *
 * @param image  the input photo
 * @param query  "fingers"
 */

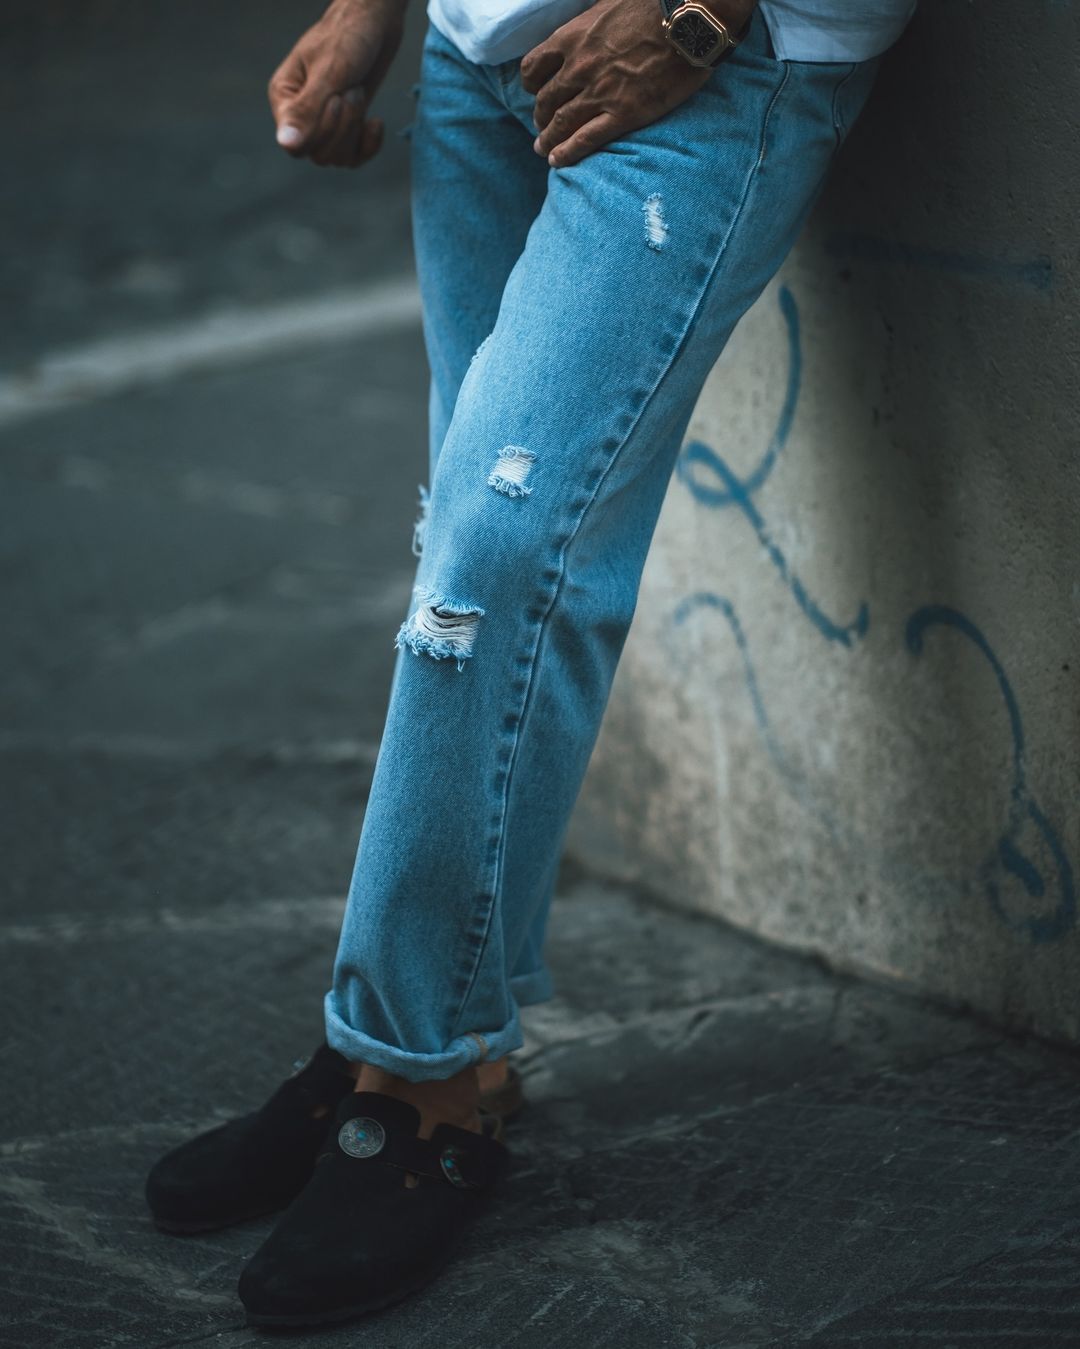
xmin=543 ymin=112 xmax=621 ymax=168
xmin=271 ymin=53 xmax=351 ymax=154
xmin=311 ymin=88 xmax=369 ymax=166
xmin=533 ymin=95 xmax=599 ymax=160
xmin=268 ymin=49 xmax=309 ymax=151
xmin=532 ymin=76 xmax=584 ymax=134
xmin=354 ymin=117 xmax=385 ymax=167
xmin=309 ymin=96 xmax=348 ymax=165
xmin=519 ymin=42 xmax=564 ymax=95
xmin=268 ymin=48 xmax=381 ymax=168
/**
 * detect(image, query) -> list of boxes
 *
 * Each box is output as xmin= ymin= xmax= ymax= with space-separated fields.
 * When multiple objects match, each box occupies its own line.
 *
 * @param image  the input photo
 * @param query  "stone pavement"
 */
xmin=5 ymin=869 xmax=1080 ymax=1348
xmin=5 ymin=2 xmax=1080 ymax=1345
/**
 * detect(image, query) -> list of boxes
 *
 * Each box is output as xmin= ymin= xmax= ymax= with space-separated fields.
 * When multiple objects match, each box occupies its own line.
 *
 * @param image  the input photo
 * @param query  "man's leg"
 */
xmin=142 ymin=31 xmax=549 ymax=1244
xmin=373 ymin=24 xmax=553 ymax=1105
xmin=408 ymin=30 xmax=571 ymax=1040
xmin=326 ymin=10 xmax=880 ymax=1082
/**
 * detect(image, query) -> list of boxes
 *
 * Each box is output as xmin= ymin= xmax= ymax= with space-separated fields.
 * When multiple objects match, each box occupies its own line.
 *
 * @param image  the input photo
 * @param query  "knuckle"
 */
xmin=322 ymin=56 xmax=350 ymax=89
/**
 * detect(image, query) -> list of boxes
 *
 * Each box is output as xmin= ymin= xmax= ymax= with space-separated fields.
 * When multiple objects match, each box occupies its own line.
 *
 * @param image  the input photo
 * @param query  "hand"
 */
xmin=520 ymin=0 xmax=753 ymax=168
xmin=268 ymin=0 xmax=406 ymax=168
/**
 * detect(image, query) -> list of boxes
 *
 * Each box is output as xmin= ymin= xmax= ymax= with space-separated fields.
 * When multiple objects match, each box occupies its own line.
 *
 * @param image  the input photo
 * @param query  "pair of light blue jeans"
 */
xmin=324 ymin=9 xmax=880 ymax=1080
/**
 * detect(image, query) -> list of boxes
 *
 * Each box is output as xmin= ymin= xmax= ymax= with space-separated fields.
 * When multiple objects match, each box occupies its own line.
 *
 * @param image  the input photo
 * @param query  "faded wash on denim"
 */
xmin=325 ymin=11 xmax=881 ymax=1079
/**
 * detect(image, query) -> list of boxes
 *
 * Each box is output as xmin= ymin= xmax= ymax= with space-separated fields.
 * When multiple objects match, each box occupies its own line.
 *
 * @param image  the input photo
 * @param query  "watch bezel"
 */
xmin=662 ymin=2 xmax=734 ymax=68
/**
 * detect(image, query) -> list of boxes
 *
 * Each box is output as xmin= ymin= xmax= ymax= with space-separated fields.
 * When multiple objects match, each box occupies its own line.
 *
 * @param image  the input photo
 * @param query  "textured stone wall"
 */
xmin=568 ymin=0 xmax=1080 ymax=1042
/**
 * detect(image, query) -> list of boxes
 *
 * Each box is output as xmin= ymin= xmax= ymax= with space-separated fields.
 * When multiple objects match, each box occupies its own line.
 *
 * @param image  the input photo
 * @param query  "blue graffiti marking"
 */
xmin=906 ymin=605 xmax=1075 ymax=943
xmin=673 ymin=594 xmax=769 ymax=737
xmin=678 ymin=441 xmax=870 ymax=647
xmin=671 ymin=591 xmax=855 ymax=857
xmin=824 ymin=232 xmax=1054 ymax=291
xmin=673 ymin=594 xmax=1075 ymax=945
xmin=672 ymin=284 xmax=1074 ymax=945
xmin=684 ymin=285 xmax=802 ymax=506
xmin=675 ymin=285 xmax=869 ymax=647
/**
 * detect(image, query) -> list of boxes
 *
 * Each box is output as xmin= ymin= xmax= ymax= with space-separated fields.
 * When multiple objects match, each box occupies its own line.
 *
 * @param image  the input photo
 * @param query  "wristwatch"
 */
xmin=659 ymin=0 xmax=751 ymax=68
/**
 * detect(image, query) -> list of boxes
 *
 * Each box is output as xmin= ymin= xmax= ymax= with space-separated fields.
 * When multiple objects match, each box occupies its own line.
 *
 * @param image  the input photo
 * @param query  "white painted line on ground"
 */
xmin=0 ymin=275 xmax=422 ymax=428
xmin=0 ymin=895 xmax=348 ymax=946
xmin=0 ymin=730 xmax=382 ymax=766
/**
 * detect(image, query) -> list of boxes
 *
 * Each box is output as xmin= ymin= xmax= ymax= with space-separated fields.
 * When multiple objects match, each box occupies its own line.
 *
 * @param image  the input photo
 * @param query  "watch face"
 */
xmin=670 ymin=9 xmax=724 ymax=63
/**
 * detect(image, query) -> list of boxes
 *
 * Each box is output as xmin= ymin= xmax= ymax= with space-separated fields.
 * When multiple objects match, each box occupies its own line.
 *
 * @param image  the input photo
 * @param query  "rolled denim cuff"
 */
xmin=323 ymin=992 xmax=525 ymax=1083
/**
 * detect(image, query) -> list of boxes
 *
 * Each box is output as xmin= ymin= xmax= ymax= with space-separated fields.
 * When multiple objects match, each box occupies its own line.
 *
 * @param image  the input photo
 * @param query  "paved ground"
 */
xmin=5 ymin=4 xmax=1080 ymax=1346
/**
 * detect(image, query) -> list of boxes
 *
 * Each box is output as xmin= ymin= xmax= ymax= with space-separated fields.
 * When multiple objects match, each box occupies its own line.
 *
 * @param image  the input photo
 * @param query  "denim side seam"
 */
xmin=829 ymin=62 xmax=861 ymax=149
xmin=444 ymin=62 xmax=795 ymax=1042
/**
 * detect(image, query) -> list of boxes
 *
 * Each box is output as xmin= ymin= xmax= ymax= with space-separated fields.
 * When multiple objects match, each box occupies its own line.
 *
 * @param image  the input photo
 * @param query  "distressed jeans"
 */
xmin=324 ymin=9 xmax=880 ymax=1080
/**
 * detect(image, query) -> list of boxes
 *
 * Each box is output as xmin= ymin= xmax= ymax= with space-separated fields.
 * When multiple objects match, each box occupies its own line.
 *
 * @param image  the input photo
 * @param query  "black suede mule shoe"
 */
xmin=237 ymin=1090 xmax=509 ymax=1327
xmin=145 ymin=1044 xmax=355 ymax=1234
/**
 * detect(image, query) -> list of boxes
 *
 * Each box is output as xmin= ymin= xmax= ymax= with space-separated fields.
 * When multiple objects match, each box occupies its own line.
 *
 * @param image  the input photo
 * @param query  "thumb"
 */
xmin=274 ymin=66 xmax=337 ymax=150
xmin=270 ymin=47 xmax=353 ymax=151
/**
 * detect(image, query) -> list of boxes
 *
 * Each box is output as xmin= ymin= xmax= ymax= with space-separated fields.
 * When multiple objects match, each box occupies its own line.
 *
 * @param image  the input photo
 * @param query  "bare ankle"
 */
xmin=476 ymin=1056 xmax=509 ymax=1093
xmin=351 ymin=1063 xmax=482 ymax=1138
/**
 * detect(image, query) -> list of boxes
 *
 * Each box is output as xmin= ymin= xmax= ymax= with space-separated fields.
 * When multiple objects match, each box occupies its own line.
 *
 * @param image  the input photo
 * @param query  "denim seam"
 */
xmin=830 ymin=62 xmax=860 ymax=149
xmin=447 ymin=63 xmax=794 ymax=1038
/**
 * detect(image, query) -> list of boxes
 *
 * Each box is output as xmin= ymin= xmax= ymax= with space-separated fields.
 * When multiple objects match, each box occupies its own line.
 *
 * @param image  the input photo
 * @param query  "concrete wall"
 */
xmin=568 ymin=1 xmax=1080 ymax=1043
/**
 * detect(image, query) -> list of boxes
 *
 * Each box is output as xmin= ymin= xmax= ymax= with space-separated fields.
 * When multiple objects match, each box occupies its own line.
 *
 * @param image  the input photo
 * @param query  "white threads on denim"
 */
xmin=395 ymin=587 xmax=484 ymax=671
xmin=642 ymin=193 xmax=668 ymax=251
xmin=469 ymin=332 xmax=493 ymax=369
xmin=487 ymin=445 xmax=535 ymax=498
xmin=411 ymin=483 xmax=430 ymax=557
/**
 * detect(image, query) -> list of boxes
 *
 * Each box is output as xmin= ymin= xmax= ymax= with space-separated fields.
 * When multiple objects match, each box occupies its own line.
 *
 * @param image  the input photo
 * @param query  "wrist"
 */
xmin=659 ymin=0 xmax=755 ymax=67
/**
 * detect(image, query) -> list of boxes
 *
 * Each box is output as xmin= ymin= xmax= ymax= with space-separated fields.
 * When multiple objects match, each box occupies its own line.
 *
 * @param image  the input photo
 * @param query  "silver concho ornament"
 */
xmin=338 ymin=1116 xmax=386 ymax=1159
xmin=439 ymin=1145 xmax=470 ymax=1188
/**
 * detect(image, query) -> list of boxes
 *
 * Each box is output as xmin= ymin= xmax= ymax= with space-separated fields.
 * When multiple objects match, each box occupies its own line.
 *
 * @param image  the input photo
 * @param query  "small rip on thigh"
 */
xmin=488 ymin=445 xmax=535 ymax=498
xmin=395 ymin=587 xmax=484 ymax=672
xmin=642 ymin=193 xmax=668 ymax=251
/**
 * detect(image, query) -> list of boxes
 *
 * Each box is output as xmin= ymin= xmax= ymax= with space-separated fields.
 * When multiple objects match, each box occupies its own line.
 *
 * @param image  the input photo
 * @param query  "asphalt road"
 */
xmin=3 ymin=0 xmax=429 ymax=931
xmin=5 ymin=4 xmax=1080 ymax=1347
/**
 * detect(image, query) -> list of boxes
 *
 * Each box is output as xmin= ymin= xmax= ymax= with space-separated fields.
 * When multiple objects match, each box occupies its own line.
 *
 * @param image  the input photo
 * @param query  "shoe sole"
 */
xmin=244 ymin=1274 xmax=433 ymax=1328
xmin=152 ymin=1202 xmax=282 ymax=1235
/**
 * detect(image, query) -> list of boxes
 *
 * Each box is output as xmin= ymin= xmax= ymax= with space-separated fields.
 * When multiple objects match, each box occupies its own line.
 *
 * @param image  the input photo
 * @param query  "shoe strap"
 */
xmin=334 ymin=1106 xmax=506 ymax=1190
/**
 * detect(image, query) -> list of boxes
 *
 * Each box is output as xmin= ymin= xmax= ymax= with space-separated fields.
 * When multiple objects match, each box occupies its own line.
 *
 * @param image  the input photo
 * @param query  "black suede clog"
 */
xmin=145 ymin=1043 xmax=355 ymax=1234
xmin=238 ymin=1090 xmax=509 ymax=1327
